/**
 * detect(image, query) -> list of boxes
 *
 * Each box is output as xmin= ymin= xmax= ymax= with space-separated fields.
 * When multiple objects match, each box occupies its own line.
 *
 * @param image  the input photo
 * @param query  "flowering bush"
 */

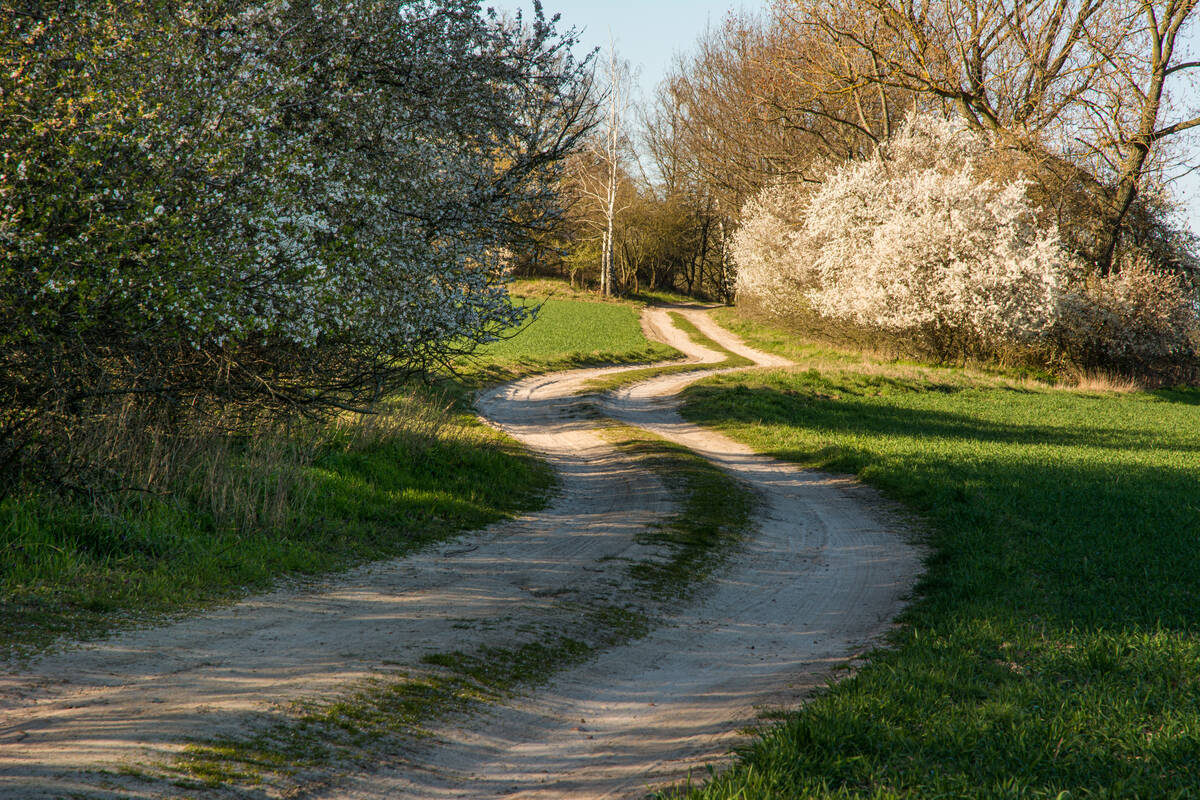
xmin=728 ymin=182 xmax=813 ymax=318
xmin=0 ymin=0 xmax=594 ymax=486
xmin=734 ymin=115 xmax=1071 ymax=358
xmin=1056 ymin=252 xmax=1199 ymax=374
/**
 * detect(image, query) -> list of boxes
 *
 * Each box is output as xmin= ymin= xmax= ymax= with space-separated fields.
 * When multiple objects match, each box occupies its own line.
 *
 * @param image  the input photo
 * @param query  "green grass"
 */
xmin=466 ymin=295 xmax=679 ymax=385
xmin=0 ymin=400 xmax=555 ymax=659
xmin=666 ymin=310 xmax=1200 ymax=799
xmin=1 ymin=282 xmax=679 ymax=658
xmin=175 ymin=632 xmax=612 ymax=789
xmin=605 ymin=425 xmax=756 ymax=598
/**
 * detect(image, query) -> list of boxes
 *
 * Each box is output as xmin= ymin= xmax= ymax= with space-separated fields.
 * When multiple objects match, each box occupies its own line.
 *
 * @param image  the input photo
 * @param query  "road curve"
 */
xmin=321 ymin=307 xmax=921 ymax=800
xmin=0 ymin=306 xmax=921 ymax=800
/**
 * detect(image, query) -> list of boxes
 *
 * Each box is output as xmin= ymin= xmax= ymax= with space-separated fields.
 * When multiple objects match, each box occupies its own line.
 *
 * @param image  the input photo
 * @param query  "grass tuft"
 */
xmin=604 ymin=425 xmax=756 ymax=599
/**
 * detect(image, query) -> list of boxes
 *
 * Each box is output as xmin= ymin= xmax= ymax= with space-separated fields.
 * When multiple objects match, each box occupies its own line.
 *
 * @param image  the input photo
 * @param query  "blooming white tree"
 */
xmin=0 ymin=0 xmax=596 ymax=483
xmin=734 ymin=114 xmax=1072 ymax=357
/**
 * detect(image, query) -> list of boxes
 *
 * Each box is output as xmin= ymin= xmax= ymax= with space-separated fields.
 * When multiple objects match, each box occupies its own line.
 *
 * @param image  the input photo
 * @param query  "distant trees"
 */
xmin=514 ymin=41 xmax=736 ymax=300
xmin=643 ymin=0 xmax=1199 ymax=278
xmin=0 ymin=0 xmax=595 ymax=488
xmin=523 ymin=4 xmax=906 ymax=302
xmin=570 ymin=45 xmax=634 ymax=297
xmin=636 ymin=0 xmax=1200 ymax=377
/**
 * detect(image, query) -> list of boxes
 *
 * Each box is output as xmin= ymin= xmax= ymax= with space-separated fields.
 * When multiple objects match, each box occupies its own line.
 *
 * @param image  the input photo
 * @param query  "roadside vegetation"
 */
xmin=0 ymin=289 xmax=668 ymax=658
xmin=581 ymin=311 xmax=752 ymax=393
xmin=1 ymin=1 xmax=601 ymax=659
xmin=668 ymin=310 xmax=1200 ymax=799
xmin=0 ymin=393 xmax=554 ymax=659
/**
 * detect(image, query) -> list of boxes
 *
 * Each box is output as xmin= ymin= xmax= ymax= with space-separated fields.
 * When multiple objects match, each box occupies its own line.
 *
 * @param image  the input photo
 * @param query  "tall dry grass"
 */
xmin=57 ymin=388 xmax=463 ymax=536
xmin=1064 ymin=368 xmax=1144 ymax=394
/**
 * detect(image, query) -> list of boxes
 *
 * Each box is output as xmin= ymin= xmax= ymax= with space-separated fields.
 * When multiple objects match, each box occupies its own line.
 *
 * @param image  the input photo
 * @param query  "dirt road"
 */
xmin=0 ymin=307 xmax=920 ymax=799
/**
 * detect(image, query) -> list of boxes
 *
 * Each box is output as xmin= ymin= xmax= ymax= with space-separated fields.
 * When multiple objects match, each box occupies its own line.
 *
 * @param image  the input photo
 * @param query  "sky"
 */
xmin=493 ymin=0 xmax=737 ymax=95
xmin=494 ymin=0 xmax=1200 ymax=234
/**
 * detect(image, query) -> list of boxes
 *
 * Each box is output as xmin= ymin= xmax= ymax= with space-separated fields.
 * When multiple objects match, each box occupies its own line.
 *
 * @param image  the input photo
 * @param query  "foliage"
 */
xmin=734 ymin=115 xmax=1072 ymax=359
xmin=734 ymin=114 xmax=1200 ymax=376
xmin=785 ymin=0 xmax=1200 ymax=273
xmin=672 ymin=312 xmax=1200 ymax=799
xmin=0 ymin=0 xmax=594 ymax=488
xmin=1056 ymin=250 xmax=1200 ymax=376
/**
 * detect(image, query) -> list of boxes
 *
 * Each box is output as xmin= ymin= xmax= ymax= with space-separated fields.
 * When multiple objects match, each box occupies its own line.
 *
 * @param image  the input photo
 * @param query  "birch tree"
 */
xmin=572 ymin=43 xmax=635 ymax=296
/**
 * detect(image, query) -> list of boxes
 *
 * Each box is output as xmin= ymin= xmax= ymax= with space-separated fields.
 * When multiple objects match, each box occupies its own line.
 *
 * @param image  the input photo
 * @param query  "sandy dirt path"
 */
xmin=0 ymin=307 xmax=920 ymax=800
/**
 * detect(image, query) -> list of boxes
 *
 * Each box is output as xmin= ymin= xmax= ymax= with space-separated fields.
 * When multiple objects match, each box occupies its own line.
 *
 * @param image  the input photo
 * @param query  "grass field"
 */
xmin=1 ymin=284 xmax=669 ymax=658
xmin=668 ymin=311 xmax=1200 ymax=798
xmin=467 ymin=294 xmax=679 ymax=383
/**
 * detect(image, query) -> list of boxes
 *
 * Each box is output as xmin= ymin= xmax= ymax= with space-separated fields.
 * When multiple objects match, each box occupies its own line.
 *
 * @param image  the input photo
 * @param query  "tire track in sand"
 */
xmin=0 ymin=306 xmax=921 ymax=800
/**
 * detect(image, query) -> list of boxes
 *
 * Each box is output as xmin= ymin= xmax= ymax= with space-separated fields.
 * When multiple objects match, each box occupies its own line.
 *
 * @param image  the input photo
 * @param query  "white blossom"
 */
xmin=734 ymin=114 xmax=1072 ymax=350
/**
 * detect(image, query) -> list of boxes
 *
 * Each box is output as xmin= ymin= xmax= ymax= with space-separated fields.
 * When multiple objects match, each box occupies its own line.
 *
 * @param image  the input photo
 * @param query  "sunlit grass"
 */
xmin=2 ymin=281 xmax=685 ymax=657
xmin=0 ymin=396 xmax=555 ymax=658
xmin=579 ymin=311 xmax=753 ymax=394
xmin=464 ymin=296 xmax=679 ymax=384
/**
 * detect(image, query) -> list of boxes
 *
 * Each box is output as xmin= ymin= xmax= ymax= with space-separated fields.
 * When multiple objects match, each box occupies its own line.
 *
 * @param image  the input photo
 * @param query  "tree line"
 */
xmin=530 ymin=0 xmax=1199 ymax=377
xmin=4 ymin=0 xmax=1198 ymax=494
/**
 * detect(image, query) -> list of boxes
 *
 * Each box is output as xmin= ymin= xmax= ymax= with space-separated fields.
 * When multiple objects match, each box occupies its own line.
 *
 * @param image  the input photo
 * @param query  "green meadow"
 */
xmin=667 ymin=310 xmax=1200 ymax=799
xmin=473 ymin=295 xmax=677 ymax=378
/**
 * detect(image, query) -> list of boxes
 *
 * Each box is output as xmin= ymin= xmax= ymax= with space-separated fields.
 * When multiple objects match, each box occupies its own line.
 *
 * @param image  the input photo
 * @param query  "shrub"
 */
xmin=0 ymin=0 xmax=594 ymax=490
xmin=733 ymin=113 xmax=1200 ymax=377
xmin=734 ymin=115 xmax=1071 ymax=361
xmin=1056 ymin=251 xmax=1200 ymax=378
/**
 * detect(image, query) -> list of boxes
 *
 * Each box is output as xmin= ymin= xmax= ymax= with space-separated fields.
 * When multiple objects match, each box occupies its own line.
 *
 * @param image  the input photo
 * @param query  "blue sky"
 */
xmin=494 ymin=0 xmax=1200 ymax=233
xmin=496 ymin=0 xmax=736 ymax=89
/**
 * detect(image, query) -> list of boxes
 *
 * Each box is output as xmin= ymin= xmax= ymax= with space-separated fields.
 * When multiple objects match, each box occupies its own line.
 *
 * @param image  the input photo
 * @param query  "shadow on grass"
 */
xmin=668 ymin=378 xmax=1200 ymax=798
xmin=690 ymin=379 xmax=1200 ymax=455
xmin=1154 ymin=386 xmax=1200 ymax=405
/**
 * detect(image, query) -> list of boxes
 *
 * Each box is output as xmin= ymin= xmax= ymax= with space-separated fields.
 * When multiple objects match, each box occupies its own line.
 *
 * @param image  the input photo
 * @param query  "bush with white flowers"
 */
xmin=733 ymin=115 xmax=1071 ymax=358
xmin=0 ymin=0 xmax=594 ymax=483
